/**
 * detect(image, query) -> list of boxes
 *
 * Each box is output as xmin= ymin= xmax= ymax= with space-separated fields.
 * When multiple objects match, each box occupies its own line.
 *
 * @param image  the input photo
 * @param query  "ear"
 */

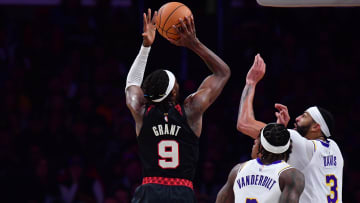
xmin=171 ymin=87 xmax=176 ymax=95
xmin=311 ymin=123 xmax=321 ymax=133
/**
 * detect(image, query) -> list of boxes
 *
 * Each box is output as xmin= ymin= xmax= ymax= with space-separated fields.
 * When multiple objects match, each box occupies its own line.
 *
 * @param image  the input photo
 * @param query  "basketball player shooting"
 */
xmin=126 ymin=9 xmax=230 ymax=202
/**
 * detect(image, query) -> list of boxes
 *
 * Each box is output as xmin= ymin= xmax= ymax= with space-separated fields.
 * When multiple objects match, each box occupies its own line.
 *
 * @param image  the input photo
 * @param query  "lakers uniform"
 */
xmin=288 ymin=129 xmax=343 ymax=203
xmin=233 ymin=158 xmax=292 ymax=203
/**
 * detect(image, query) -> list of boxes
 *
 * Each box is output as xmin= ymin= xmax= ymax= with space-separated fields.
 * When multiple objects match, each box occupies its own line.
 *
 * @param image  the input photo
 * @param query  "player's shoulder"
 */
xmin=228 ymin=162 xmax=247 ymax=183
xmin=279 ymin=167 xmax=305 ymax=187
xmin=328 ymin=138 xmax=340 ymax=148
xmin=327 ymin=139 xmax=344 ymax=156
xmin=287 ymin=129 xmax=309 ymax=142
xmin=287 ymin=129 xmax=300 ymax=136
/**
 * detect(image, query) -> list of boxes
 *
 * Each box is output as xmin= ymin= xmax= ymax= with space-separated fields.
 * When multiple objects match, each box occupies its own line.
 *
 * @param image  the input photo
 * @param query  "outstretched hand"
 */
xmin=142 ymin=8 xmax=157 ymax=47
xmin=246 ymin=54 xmax=266 ymax=85
xmin=275 ymin=103 xmax=290 ymax=127
xmin=167 ymin=16 xmax=199 ymax=49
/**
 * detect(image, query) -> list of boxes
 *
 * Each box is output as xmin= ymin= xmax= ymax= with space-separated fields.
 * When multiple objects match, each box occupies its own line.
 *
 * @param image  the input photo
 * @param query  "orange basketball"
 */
xmin=155 ymin=2 xmax=192 ymax=40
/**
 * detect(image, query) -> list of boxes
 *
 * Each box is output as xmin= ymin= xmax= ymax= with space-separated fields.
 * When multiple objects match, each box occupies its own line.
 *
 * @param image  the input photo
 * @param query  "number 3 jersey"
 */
xmin=287 ymin=129 xmax=344 ymax=203
xmin=137 ymin=104 xmax=199 ymax=181
xmin=233 ymin=158 xmax=292 ymax=203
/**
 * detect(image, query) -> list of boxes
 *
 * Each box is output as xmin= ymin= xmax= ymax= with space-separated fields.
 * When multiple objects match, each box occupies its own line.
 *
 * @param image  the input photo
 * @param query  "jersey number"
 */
xmin=326 ymin=174 xmax=338 ymax=203
xmin=158 ymin=140 xmax=179 ymax=168
xmin=245 ymin=198 xmax=258 ymax=203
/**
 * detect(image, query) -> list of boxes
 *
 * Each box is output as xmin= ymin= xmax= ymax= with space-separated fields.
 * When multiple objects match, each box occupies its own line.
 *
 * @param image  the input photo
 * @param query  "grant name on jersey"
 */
xmin=152 ymin=124 xmax=181 ymax=136
xmin=236 ymin=174 xmax=277 ymax=191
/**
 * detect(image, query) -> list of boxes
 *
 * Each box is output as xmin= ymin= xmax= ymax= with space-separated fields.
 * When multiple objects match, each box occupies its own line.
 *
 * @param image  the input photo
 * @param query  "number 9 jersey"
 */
xmin=137 ymin=104 xmax=199 ymax=181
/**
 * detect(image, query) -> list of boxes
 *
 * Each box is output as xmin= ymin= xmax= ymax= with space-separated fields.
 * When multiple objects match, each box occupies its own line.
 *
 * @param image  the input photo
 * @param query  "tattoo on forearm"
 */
xmin=239 ymin=85 xmax=254 ymax=118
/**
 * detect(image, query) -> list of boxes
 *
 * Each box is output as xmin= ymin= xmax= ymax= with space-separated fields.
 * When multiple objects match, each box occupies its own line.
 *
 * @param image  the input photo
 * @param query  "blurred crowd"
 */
xmin=0 ymin=0 xmax=360 ymax=202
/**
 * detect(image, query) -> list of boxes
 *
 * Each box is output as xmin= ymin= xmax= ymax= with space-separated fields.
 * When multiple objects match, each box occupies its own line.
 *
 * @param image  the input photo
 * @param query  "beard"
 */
xmin=296 ymin=123 xmax=311 ymax=137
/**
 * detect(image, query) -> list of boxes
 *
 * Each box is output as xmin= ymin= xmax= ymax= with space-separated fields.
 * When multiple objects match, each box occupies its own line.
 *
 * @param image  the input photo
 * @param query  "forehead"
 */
xmin=302 ymin=112 xmax=314 ymax=121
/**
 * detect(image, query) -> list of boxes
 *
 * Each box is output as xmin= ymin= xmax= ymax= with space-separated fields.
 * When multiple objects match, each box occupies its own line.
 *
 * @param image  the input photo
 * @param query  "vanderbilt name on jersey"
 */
xmin=233 ymin=158 xmax=292 ymax=203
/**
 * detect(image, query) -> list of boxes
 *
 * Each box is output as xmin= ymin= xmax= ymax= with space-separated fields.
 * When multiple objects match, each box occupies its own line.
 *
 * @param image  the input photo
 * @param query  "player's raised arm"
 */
xmin=167 ymin=16 xmax=231 ymax=137
xmin=279 ymin=168 xmax=305 ymax=203
xmin=236 ymin=54 xmax=267 ymax=139
xmin=125 ymin=9 xmax=157 ymax=135
xmin=216 ymin=163 xmax=242 ymax=203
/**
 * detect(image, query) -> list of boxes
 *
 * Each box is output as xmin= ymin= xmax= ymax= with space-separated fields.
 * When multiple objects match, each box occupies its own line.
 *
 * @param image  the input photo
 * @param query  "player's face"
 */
xmin=251 ymin=137 xmax=261 ymax=159
xmin=294 ymin=112 xmax=314 ymax=137
xmin=171 ymin=81 xmax=180 ymax=102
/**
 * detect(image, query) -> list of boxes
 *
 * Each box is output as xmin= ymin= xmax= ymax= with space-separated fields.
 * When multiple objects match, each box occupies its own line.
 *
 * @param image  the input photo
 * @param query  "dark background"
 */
xmin=0 ymin=0 xmax=359 ymax=202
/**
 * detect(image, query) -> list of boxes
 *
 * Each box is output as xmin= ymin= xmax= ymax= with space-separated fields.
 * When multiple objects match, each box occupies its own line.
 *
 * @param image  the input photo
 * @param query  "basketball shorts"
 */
xmin=132 ymin=177 xmax=196 ymax=203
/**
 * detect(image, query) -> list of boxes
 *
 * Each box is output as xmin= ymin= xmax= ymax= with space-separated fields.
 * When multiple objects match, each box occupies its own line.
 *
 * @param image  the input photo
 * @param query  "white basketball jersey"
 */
xmin=288 ymin=130 xmax=344 ymax=203
xmin=233 ymin=158 xmax=292 ymax=203
xmin=302 ymin=139 xmax=343 ymax=203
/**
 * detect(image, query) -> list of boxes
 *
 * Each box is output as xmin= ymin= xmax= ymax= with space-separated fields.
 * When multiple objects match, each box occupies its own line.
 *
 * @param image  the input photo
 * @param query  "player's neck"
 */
xmin=260 ymin=157 xmax=283 ymax=165
xmin=306 ymin=132 xmax=325 ymax=141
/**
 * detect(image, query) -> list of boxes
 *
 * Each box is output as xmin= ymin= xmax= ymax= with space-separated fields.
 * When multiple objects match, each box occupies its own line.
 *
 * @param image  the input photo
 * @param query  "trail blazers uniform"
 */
xmin=233 ymin=158 xmax=292 ymax=203
xmin=132 ymin=104 xmax=199 ymax=203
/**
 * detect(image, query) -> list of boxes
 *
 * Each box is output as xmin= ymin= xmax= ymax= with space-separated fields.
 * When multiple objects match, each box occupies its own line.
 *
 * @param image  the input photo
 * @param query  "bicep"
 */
xmin=125 ymin=86 xmax=146 ymax=120
xmin=216 ymin=182 xmax=234 ymax=203
xmin=216 ymin=164 xmax=241 ymax=203
xmin=279 ymin=169 xmax=305 ymax=203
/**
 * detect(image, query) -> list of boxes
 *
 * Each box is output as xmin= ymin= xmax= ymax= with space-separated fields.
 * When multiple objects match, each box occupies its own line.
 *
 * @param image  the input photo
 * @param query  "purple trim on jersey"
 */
xmin=256 ymin=158 xmax=282 ymax=166
xmin=319 ymin=140 xmax=330 ymax=148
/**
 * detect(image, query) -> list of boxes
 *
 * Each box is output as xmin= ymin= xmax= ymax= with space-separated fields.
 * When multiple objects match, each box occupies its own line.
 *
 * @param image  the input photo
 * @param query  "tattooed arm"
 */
xmin=216 ymin=163 xmax=243 ymax=203
xmin=236 ymin=54 xmax=290 ymax=138
xmin=236 ymin=54 xmax=267 ymax=139
xmin=279 ymin=168 xmax=305 ymax=203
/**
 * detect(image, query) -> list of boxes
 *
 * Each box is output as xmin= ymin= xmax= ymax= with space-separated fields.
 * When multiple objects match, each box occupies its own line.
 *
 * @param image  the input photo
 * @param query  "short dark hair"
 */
xmin=317 ymin=106 xmax=335 ymax=137
xmin=142 ymin=69 xmax=169 ymax=103
xmin=259 ymin=123 xmax=292 ymax=162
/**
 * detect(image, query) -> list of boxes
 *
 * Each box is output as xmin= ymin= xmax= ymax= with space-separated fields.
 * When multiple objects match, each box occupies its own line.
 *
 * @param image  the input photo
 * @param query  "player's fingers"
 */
xmin=179 ymin=18 xmax=188 ymax=33
xmin=172 ymin=25 xmax=180 ymax=34
xmin=143 ymin=13 xmax=147 ymax=31
xmin=147 ymin=8 xmax=151 ymax=23
xmin=151 ymin=11 xmax=158 ymax=25
xmin=258 ymin=55 xmax=264 ymax=65
xmin=275 ymin=103 xmax=287 ymax=111
xmin=166 ymin=37 xmax=179 ymax=46
xmin=185 ymin=16 xmax=192 ymax=33
xmin=281 ymin=111 xmax=290 ymax=121
xmin=191 ymin=15 xmax=196 ymax=33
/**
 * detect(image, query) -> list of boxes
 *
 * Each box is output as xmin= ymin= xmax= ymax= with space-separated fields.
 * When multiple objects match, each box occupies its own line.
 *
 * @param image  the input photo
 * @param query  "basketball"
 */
xmin=155 ymin=2 xmax=192 ymax=40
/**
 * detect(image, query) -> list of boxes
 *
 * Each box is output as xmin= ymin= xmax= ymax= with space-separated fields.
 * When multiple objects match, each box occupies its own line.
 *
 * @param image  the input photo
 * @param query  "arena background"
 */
xmin=0 ymin=0 xmax=359 ymax=202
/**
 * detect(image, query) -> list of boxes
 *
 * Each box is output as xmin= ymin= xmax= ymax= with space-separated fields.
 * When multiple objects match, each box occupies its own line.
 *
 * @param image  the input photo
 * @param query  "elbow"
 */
xmin=236 ymin=118 xmax=248 ymax=133
xmin=217 ymin=64 xmax=231 ymax=81
xmin=236 ymin=118 xmax=257 ymax=138
xmin=223 ymin=65 xmax=231 ymax=80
